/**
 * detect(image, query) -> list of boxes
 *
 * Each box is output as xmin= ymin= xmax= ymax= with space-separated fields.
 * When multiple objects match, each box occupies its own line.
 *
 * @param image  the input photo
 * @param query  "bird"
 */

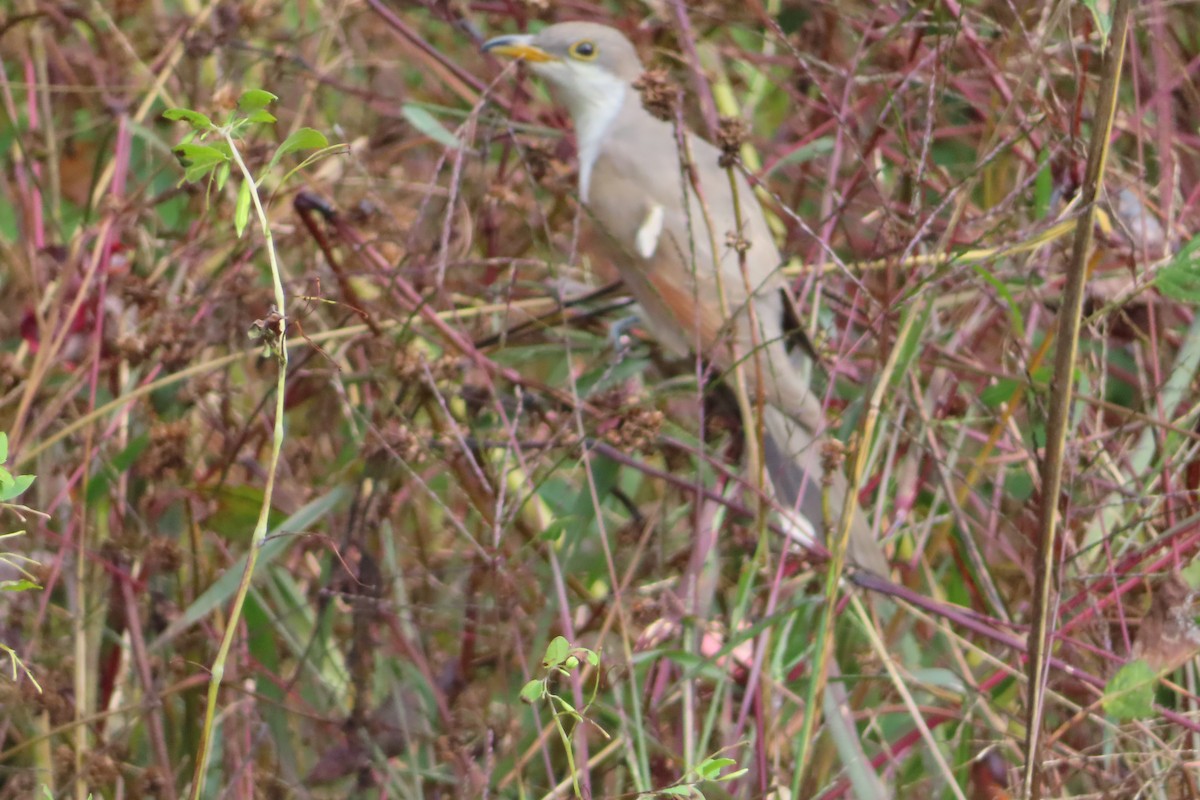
xmin=482 ymin=22 xmax=888 ymax=575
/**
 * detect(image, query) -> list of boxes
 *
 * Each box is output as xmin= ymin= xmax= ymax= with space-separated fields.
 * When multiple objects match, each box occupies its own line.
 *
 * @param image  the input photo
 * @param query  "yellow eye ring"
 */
xmin=569 ymin=40 xmax=598 ymax=60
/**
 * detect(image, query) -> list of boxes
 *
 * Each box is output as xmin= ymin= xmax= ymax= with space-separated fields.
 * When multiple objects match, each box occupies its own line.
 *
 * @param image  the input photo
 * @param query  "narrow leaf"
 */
xmin=215 ymin=161 xmax=231 ymax=192
xmin=235 ymin=181 xmax=252 ymax=238
xmin=972 ymin=263 xmax=1026 ymax=338
xmin=764 ymin=136 xmax=834 ymax=177
xmin=402 ymin=104 xmax=463 ymax=149
xmin=1034 ymin=148 xmax=1052 ymax=220
xmin=1081 ymin=0 xmax=1113 ymax=37
xmin=157 ymin=486 xmax=348 ymax=647
xmin=1 ymin=579 xmax=41 ymax=592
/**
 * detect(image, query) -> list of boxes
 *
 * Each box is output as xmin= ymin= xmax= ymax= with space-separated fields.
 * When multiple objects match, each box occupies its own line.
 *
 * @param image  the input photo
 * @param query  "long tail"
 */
xmin=761 ymin=404 xmax=888 ymax=575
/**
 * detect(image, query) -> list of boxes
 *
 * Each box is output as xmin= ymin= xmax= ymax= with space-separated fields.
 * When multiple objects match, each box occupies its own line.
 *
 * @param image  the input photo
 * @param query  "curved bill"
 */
xmin=481 ymin=34 xmax=556 ymax=63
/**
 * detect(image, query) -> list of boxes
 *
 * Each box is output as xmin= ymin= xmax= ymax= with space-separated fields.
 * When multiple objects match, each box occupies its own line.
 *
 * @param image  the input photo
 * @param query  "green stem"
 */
xmin=188 ymin=130 xmax=289 ymax=800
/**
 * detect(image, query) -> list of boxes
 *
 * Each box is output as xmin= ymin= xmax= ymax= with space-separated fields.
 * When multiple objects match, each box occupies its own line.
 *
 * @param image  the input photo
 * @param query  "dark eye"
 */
xmin=570 ymin=40 xmax=597 ymax=60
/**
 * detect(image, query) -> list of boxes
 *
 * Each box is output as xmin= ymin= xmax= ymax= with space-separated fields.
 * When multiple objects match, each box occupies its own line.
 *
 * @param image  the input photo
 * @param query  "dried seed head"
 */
xmin=138 ymin=420 xmax=192 ymax=478
xmin=632 ymin=69 xmax=679 ymax=122
xmin=367 ymin=419 xmax=426 ymax=465
xmin=820 ymin=438 xmax=847 ymax=483
xmin=716 ymin=115 xmax=750 ymax=168
xmin=603 ymin=406 xmax=664 ymax=454
xmin=725 ymin=230 xmax=751 ymax=255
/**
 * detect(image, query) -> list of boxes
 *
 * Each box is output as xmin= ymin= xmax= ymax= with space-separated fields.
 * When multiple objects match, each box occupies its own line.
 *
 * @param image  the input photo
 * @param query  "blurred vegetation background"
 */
xmin=2 ymin=1 xmax=1200 ymax=798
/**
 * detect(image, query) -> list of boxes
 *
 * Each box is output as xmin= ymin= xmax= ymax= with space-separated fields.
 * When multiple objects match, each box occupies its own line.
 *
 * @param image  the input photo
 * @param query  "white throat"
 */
xmin=550 ymin=69 xmax=627 ymax=202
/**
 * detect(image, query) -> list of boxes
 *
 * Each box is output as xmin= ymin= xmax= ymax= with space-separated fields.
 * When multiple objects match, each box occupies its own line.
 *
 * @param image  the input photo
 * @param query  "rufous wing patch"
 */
xmin=640 ymin=247 xmax=722 ymax=354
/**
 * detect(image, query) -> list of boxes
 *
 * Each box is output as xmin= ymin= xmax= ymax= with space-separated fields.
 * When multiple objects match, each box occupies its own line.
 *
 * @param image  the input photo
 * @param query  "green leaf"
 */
xmin=888 ymin=293 xmax=932 ymax=390
xmin=215 ymin=160 xmax=231 ymax=192
xmin=0 ymin=432 xmax=8 ymax=464
xmin=266 ymin=127 xmax=329 ymax=173
xmin=1034 ymin=148 xmax=1052 ymax=220
xmin=576 ymin=350 xmax=651 ymax=396
xmin=238 ymin=89 xmax=278 ymax=111
xmin=108 ymin=434 xmax=150 ymax=474
xmin=1155 ymin=235 xmax=1200 ymax=303
xmin=1103 ymin=659 xmax=1157 ymax=721
xmin=972 ymin=263 xmax=1025 ymax=338
xmin=519 ymin=679 xmax=543 ymax=704
xmin=158 ymin=486 xmax=348 ymax=645
xmin=553 ymin=695 xmax=577 ymax=715
xmin=696 ymin=757 xmax=736 ymax=780
xmin=656 ymin=787 xmax=695 ymax=797
xmin=235 ymin=180 xmax=252 ymax=238
xmin=1004 ymin=469 xmax=1035 ymax=503
xmin=245 ymin=109 xmax=277 ymax=125
xmin=539 ymin=518 xmax=573 ymax=542
xmin=401 ymin=104 xmax=463 ymax=149
xmin=764 ymin=136 xmax=834 ymax=177
xmin=0 ymin=474 xmax=34 ymax=502
xmin=569 ymin=455 xmax=618 ymax=521
xmin=174 ymin=143 xmax=229 ymax=182
xmin=1 ymin=578 xmax=41 ymax=592
xmin=1182 ymin=558 xmax=1200 ymax=590
xmin=909 ymin=667 xmax=967 ymax=695
xmin=543 ymin=635 xmax=570 ymax=668
xmin=980 ymin=378 xmax=1023 ymax=409
xmin=1081 ymin=0 xmax=1112 ymax=37
xmin=163 ymin=107 xmax=214 ymax=130
xmin=173 ymin=142 xmax=228 ymax=167
xmin=183 ymin=164 xmax=210 ymax=183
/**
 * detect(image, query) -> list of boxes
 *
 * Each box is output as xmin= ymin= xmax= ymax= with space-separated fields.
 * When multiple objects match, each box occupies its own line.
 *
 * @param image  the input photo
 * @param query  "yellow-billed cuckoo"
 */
xmin=483 ymin=22 xmax=888 ymax=575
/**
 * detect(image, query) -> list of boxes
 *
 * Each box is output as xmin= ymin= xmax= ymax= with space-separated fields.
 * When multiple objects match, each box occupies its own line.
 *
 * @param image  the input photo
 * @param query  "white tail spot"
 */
xmin=779 ymin=508 xmax=819 ymax=550
xmin=635 ymin=203 xmax=664 ymax=259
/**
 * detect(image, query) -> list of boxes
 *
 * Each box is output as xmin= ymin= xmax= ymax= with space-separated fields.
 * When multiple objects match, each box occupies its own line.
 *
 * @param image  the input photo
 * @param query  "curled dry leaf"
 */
xmin=1131 ymin=572 xmax=1200 ymax=673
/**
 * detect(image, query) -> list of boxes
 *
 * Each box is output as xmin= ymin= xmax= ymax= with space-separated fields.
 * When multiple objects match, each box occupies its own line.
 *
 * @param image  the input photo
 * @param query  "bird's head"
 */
xmin=483 ymin=22 xmax=643 ymax=121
